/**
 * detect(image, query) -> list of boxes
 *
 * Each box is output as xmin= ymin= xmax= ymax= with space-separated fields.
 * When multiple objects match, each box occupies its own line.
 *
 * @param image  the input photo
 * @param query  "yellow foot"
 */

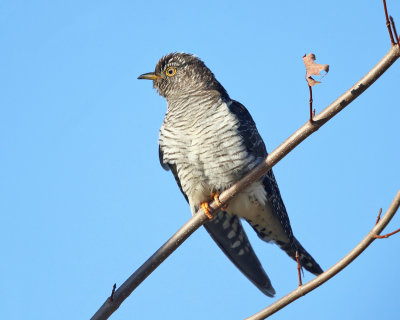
xmin=200 ymin=202 xmax=213 ymax=220
xmin=211 ymin=192 xmax=228 ymax=210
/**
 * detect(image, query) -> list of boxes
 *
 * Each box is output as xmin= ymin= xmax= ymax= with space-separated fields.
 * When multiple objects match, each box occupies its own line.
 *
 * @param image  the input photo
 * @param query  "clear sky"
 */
xmin=1 ymin=1 xmax=399 ymax=319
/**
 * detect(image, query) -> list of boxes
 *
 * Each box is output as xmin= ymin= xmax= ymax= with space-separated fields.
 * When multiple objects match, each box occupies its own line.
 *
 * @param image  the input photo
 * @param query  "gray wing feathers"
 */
xmin=229 ymin=100 xmax=295 ymax=243
xmin=262 ymin=170 xmax=294 ymax=242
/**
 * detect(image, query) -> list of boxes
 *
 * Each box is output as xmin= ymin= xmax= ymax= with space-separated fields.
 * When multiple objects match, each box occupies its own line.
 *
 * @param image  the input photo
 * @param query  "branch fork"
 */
xmin=374 ymin=208 xmax=400 ymax=238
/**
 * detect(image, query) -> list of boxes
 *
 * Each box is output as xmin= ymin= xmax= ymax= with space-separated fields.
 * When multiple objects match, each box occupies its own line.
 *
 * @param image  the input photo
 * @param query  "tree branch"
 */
xmin=91 ymin=45 xmax=400 ymax=320
xmin=245 ymin=190 xmax=400 ymax=320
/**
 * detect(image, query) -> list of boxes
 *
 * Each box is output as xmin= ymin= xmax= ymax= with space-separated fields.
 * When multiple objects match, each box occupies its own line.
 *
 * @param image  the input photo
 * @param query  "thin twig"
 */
xmin=375 ymin=208 xmax=383 ymax=224
xmin=374 ymin=229 xmax=400 ymax=238
xmin=295 ymin=251 xmax=302 ymax=286
xmin=109 ymin=284 xmax=116 ymax=302
xmin=389 ymin=16 xmax=399 ymax=45
xmin=308 ymin=85 xmax=313 ymax=122
xmin=245 ymin=191 xmax=400 ymax=320
xmin=91 ymin=45 xmax=400 ymax=320
xmin=383 ymin=0 xmax=395 ymax=45
xmin=373 ymin=207 xmax=400 ymax=238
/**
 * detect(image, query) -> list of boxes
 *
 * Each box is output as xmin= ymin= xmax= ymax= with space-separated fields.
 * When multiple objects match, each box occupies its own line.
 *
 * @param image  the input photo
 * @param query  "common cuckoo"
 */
xmin=138 ymin=53 xmax=322 ymax=296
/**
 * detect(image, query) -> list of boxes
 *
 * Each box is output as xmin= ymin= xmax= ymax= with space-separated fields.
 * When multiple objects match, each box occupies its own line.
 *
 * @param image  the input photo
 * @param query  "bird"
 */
xmin=138 ymin=52 xmax=322 ymax=296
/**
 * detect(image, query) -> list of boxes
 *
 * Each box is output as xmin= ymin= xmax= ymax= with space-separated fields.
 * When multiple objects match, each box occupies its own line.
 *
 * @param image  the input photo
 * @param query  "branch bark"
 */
xmin=91 ymin=44 xmax=400 ymax=320
xmin=245 ymin=190 xmax=400 ymax=320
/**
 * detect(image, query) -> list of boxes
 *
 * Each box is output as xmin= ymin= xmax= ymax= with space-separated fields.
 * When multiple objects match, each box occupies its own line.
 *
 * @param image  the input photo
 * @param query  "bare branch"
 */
xmin=245 ymin=190 xmax=400 ymax=320
xmin=91 ymin=45 xmax=400 ymax=320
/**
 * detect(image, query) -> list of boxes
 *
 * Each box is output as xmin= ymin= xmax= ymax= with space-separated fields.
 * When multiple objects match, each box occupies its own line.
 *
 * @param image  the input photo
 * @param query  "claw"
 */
xmin=200 ymin=202 xmax=213 ymax=220
xmin=212 ymin=192 xmax=228 ymax=210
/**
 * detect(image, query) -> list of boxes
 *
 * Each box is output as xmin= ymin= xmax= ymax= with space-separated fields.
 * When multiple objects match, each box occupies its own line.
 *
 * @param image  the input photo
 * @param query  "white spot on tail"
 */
xmin=231 ymin=240 xmax=241 ymax=248
xmin=222 ymin=219 xmax=230 ymax=230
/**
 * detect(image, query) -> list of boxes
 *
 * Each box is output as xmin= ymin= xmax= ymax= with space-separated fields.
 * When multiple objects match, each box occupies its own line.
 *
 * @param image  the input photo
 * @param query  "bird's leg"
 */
xmin=200 ymin=202 xmax=213 ymax=220
xmin=211 ymin=191 xmax=228 ymax=210
xmin=296 ymin=251 xmax=303 ymax=286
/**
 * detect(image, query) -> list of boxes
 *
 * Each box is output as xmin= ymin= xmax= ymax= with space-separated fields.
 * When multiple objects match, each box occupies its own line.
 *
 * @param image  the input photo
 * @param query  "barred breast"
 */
xmin=159 ymin=93 xmax=264 ymax=214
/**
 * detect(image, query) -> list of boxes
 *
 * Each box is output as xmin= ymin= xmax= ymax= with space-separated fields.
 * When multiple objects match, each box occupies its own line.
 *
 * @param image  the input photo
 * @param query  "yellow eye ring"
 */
xmin=165 ymin=67 xmax=177 ymax=77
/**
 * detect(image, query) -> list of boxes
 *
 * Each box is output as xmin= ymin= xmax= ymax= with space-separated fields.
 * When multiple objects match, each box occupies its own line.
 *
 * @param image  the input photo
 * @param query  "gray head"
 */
xmin=138 ymin=53 xmax=229 ymax=100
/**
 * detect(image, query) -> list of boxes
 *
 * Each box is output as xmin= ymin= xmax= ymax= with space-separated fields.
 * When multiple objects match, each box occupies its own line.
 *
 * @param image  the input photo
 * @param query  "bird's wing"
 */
xmin=228 ymin=100 xmax=322 ymax=275
xmin=228 ymin=100 xmax=293 ymax=240
xmin=159 ymin=144 xmax=275 ymax=296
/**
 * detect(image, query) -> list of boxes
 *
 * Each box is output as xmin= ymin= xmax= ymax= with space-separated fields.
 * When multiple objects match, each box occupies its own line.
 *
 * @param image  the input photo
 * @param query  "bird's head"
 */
xmin=138 ymin=53 xmax=228 ymax=100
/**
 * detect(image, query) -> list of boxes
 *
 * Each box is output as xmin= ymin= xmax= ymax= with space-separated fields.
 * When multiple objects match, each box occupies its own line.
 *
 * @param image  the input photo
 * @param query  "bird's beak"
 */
xmin=137 ymin=72 xmax=162 ymax=80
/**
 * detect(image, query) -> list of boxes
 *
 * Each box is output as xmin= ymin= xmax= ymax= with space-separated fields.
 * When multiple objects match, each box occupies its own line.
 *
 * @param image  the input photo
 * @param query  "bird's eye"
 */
xmin=165 ymin=67 xmax=177 ymax=77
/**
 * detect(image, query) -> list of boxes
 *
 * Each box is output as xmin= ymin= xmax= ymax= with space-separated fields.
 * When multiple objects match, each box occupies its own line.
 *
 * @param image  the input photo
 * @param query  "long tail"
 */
xmin=204 ymin=211 xmax=276 ymax=297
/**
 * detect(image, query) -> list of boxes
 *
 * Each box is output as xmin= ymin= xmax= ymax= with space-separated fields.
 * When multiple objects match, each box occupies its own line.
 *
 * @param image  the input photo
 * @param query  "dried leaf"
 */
xmin=303 ymin=53 xmax=329 ymax=86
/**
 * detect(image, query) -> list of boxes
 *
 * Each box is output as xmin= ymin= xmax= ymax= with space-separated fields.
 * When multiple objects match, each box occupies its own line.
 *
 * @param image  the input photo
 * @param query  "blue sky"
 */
xmin=1 ymin=1 xmax=399 ymax=319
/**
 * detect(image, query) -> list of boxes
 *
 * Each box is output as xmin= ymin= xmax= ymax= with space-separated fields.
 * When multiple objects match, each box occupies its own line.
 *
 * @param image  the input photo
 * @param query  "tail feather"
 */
xmin=246 ymin=212 xmax=323 ymax=275
xmin=278 ymin=237 xmax=323 ymax=275
xmin=204 ymin=211 xmax=276 ymax=297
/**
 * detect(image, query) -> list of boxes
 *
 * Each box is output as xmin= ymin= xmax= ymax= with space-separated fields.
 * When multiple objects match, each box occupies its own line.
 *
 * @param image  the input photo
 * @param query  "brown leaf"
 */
xmin=303 ymin=53 xmax=329 ymax=86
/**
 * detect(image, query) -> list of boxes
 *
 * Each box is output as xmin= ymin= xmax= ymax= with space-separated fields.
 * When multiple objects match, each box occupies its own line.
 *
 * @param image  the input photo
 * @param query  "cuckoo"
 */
xmin=138 ymin=53 xmax=322 ymax=296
